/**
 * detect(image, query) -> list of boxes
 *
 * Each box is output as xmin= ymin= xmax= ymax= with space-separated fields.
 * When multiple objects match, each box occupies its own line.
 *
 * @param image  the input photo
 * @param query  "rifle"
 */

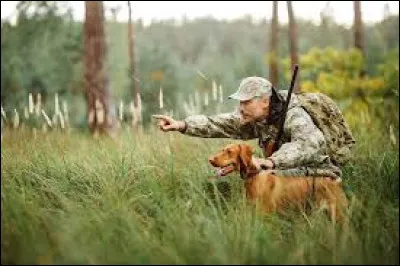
xmin=263 ymin=64 xmax=299 ymax=158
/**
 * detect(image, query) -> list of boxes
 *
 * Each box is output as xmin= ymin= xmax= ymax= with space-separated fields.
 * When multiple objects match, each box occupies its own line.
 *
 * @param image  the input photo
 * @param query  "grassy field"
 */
xmin=1 ymin=123 xmax=399 ymax=264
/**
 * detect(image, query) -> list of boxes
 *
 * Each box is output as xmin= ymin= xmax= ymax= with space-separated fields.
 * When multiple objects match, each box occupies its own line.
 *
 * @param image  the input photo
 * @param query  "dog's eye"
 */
xmin=227 ymin=149 xmax=232 ymax=154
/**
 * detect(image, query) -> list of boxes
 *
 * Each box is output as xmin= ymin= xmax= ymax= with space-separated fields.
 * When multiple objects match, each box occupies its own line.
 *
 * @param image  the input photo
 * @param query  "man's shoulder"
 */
xmin=285 ymin=104 xmax=312 ymax=125
xmin=277 ymin=90 xmax=302 ymax=109
xmin=278 ymin=90 xmax=333 ymax=105
xmin=280 ymin=90 xmax=341 ymax=119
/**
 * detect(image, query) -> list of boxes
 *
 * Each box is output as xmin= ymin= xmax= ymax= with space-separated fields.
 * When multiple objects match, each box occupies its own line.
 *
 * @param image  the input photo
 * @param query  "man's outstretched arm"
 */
xmin=153 ymin=112 xmax=255 ymax=139
xmin=183 ymin=112 xmax=243 ymax=139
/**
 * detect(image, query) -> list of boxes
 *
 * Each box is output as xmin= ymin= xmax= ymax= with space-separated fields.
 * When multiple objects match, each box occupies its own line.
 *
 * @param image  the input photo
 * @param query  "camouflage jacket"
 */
xmin=181 ymin=90 xmax=343 ymax=179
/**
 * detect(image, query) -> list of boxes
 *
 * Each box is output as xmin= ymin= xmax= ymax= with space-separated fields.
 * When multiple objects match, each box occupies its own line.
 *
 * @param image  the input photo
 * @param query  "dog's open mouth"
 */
xmin=215 ymin=163 xmax=235 ymax=177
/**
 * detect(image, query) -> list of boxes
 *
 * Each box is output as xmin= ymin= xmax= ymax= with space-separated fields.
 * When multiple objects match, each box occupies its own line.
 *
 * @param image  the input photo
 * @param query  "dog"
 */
xmin=208 ymin=143 xmax=348 ymax=223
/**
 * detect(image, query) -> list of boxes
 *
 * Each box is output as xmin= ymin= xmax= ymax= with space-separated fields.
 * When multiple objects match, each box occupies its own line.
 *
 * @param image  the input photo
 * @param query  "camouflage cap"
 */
xmin=228 ymin=77 xmax=273 ymax=101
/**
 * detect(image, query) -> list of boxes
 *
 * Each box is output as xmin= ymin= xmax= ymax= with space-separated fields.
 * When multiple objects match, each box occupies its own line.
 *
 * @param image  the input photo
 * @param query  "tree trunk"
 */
xmin=84 ymin=1 xmax=116 ymax=136
xmin=128 ymin=1 xmax=141 ymax=128
xmin=128 ymin=1 xmax=140 ymax=105
xmin=354 ymin=1 xmax=365 ymax=76
xmin=287 ymin=1 xmax=300 ymax=92
xmin=128 ymin=1 xmax=134 ymax=101
xmin=269 ymin=1 xmax=279 ymax=87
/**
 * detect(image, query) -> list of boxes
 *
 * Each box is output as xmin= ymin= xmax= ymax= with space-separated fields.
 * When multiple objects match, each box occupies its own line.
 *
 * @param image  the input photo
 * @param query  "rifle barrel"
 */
xmin=275 ymin=64 xmax=299 ymax=146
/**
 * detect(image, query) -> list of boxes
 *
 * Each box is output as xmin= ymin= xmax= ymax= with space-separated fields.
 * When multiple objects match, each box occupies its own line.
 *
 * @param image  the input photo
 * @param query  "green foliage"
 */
xmin=282 ymin=48 xmax=380 ymax=98
xmin=1 ymin=2 xmax=399 ymax=129
xmin=1 ymin=118 xmax=398 ymax=264
xmin=377 ymin=49 xmax=399 ymax=96
xmin=280 ymin=47 xmax=399 ymax=131
xmin=1 ymin=4 xmax=399 ymax=263
xmin=1 ymin=1 xmax=82 ymax=109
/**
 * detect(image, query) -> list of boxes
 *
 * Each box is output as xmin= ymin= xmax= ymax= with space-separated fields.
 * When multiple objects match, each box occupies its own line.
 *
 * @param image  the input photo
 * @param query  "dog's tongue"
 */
xmin=216 ymin=165 xmax=234 ymax=177
xmin=216 ymin=169 xmax=224 ymax=177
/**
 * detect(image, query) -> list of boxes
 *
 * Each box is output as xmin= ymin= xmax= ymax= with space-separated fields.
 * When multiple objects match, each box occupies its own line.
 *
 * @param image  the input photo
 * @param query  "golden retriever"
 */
xmin=208 ymin=143 xmax=348 ymax=223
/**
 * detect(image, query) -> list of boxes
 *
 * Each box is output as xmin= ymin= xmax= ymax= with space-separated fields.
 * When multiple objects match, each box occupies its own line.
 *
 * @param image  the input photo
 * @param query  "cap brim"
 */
xmin=228 ymin=92 xmax=252 ymax=101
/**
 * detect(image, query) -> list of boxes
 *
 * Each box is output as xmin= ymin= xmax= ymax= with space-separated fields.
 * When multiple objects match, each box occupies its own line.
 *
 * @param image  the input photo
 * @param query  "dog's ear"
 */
xmin=238 ymin=144 xmax=259 ymax=179
xmin=238 ymin=144 xmax=253 ymax=171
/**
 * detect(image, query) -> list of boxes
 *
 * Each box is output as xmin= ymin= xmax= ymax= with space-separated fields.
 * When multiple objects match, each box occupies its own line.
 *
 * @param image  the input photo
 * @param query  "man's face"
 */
xmin=238 ymin=95 xmax=270 ymax=125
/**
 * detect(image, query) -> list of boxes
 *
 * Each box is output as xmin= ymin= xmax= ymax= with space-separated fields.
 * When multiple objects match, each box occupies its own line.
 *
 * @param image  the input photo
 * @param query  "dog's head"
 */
xmin=208 ymin=143 xmax=256 ymax=178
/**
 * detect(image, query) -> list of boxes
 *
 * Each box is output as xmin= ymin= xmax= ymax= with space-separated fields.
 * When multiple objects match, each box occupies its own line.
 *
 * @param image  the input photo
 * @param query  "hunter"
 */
xmin=153 ymin=76 xmax=355 ymax=181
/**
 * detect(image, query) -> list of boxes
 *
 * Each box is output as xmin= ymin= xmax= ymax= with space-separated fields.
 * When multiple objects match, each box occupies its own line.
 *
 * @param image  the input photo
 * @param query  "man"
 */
xmin=153 ymin=76 xmax=348 ymax=180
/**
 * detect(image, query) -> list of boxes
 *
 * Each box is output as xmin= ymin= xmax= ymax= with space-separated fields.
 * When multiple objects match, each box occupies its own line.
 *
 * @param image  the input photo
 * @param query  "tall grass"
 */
xmin=1 ymin=122 xmax=398 ymax=264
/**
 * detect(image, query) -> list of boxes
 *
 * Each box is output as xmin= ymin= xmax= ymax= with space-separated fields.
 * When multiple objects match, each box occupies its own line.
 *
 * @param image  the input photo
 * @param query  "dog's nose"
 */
xmin=208 ymin=156 xmax=216 ymax=165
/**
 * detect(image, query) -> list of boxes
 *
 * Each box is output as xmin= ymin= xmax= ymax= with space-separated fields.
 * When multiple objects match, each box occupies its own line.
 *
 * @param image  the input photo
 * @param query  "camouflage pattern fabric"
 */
xmin=181 ymin=90 xmax=353 ymax=179
xmin=296 ymin=92 xmax=356 ymax=166
xmin=228 ymin=77 xmax=273 ymax=101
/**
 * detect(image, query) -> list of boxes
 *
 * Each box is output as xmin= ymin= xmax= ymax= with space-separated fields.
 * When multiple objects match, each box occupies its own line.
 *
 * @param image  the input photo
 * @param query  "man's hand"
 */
xmin=252 ymin=157 xmax=274 ymax=170
xmin=152 ymin=115 xmax=186 ymax=132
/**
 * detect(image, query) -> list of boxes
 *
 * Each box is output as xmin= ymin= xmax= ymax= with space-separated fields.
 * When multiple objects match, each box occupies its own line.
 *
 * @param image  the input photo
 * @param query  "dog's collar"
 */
xmin=240 ymin=167 xmax=261 ymax=180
